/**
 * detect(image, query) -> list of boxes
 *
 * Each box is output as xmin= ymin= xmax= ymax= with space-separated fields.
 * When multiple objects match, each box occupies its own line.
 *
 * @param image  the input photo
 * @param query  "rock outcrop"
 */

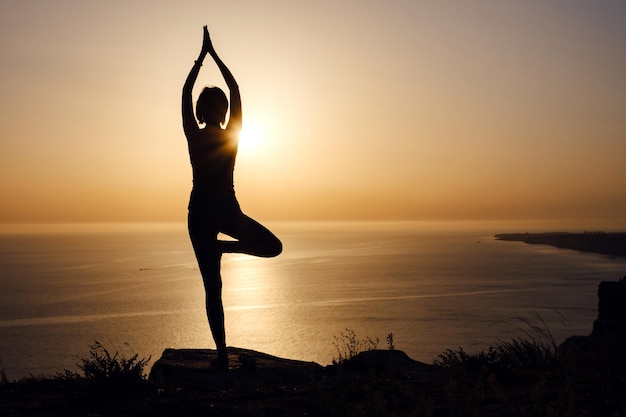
xmin=149 ymin=347 xmax=325 ymax=390
xmin=593 ymin=277 xmax=626 ymax=340
xmin=495 ymin=232 xmax=626 ymax=257
xmin=560 ymin=277 xmax=626 ymax=354
xmin=147 ymin=346 xmax=433 ymax=416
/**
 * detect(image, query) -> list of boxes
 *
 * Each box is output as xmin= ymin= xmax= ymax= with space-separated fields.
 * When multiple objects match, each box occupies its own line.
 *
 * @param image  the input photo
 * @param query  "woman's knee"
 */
xmin=259 ymin=235 xmax=282 ymax=257
xmin=271 ymin=236 xmax=283 ymax=257
xmin=234 ymin=216 xmax=283 ymax=257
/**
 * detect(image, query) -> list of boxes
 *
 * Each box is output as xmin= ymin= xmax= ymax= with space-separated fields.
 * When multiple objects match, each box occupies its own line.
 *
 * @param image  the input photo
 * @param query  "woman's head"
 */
xmin=196 ymin=87 xmax=228 ymax=126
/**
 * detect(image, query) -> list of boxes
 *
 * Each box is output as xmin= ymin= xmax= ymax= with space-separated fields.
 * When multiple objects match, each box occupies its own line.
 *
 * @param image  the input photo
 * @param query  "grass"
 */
xmin=326 ymin=317 xmax=624 ymax=416
xmin=429 ymin=313 xmax=626 ymax=417
xmin=332 ymin=328 xmax=380 ymax=364
xmin=435 ymin=312 xmax=559 ymax=371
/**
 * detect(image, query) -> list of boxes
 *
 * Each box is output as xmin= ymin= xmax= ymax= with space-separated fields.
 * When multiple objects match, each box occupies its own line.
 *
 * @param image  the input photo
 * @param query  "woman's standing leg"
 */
xmin=188 ymin=215 xmax=229 ymax=369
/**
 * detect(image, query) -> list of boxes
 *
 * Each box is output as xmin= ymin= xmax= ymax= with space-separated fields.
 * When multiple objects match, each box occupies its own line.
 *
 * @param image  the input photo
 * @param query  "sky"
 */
xmin=1 ymin=0 xmax=625 ymax=227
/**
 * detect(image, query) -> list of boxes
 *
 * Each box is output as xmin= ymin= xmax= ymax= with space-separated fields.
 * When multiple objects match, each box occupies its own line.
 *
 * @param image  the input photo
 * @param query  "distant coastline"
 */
xmin=495 ymin=232 xmax=626 ymax=257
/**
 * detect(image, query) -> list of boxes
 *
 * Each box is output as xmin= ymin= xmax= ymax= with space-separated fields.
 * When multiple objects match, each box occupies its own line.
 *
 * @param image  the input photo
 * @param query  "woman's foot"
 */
xmin=216 ymin=240 xmax=228 ymax=255
xmin=210 ymin=354 xmax=229 ymax=371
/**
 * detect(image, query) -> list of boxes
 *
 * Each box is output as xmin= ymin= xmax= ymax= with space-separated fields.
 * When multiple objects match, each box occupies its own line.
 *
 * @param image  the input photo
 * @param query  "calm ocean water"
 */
xmin=1 ymin=221 xmax=625 ymax=380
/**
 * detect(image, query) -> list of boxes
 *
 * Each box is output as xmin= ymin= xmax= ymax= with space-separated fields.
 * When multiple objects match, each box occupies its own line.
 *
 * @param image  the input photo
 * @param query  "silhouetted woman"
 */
xmin=182 ymin=26 xmax=282 ymax=370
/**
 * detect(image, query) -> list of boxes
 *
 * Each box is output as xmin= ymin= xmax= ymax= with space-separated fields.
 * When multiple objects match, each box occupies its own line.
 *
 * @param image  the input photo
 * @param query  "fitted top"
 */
xmin=187 ymin=126 xmax=238 ymax=195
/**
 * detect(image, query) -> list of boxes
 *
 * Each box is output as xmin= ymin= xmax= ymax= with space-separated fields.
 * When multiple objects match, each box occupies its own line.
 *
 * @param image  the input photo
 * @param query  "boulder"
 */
xmin=148 ymin=347 xmax=324 ymax=390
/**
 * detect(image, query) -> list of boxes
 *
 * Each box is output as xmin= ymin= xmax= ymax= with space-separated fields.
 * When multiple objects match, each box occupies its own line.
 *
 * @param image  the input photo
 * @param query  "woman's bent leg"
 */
xmin=219 ymin=213 xmax=282 ymax=258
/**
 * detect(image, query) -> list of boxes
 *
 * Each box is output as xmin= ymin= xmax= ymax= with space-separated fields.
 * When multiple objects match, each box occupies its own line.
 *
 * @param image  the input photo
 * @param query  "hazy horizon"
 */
xmin=1 ymin=1 xmax=625 ymax=225
xmin=1 ymin=218 xmax=625 ymax=237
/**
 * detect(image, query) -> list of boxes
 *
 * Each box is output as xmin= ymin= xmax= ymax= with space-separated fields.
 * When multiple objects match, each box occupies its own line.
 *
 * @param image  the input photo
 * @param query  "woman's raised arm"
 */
xmin=181 ymin=28 xmax=209 ymax=135
xmin=205 ymin=27 xmax=242 ymax=132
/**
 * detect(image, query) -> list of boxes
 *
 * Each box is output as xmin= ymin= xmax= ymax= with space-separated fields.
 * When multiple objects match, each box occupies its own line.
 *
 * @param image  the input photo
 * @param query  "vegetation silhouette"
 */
xmin=182 ymin=25 xmax=282 ymax=370
xmin=3 ymin=316 xmax=626 ymax=416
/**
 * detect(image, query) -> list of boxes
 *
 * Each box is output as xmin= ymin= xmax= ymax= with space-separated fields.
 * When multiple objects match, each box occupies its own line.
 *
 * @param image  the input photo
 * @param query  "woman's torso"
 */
xmin=187 ymin=126 xmax=238 ymax=195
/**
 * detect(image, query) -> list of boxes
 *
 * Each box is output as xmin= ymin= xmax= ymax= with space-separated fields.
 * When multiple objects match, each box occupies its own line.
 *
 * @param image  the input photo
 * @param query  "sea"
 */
xmin=1 ymin=221 xmax=625 ymax=380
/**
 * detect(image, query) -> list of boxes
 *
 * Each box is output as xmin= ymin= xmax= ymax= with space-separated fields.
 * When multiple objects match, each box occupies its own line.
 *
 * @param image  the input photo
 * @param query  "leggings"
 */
xmin=187 ymin=192 xmax=282 ymax=357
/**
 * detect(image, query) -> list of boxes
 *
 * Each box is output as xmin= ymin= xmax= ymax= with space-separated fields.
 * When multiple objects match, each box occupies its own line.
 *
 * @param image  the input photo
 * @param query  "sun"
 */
xmin=238 ymin=118 xmax=266 ymax=155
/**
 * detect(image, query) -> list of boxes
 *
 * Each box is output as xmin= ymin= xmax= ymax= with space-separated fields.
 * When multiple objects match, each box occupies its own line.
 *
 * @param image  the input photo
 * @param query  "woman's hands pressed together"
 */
xmin=201 ymin=25 xmax=217 ymax=58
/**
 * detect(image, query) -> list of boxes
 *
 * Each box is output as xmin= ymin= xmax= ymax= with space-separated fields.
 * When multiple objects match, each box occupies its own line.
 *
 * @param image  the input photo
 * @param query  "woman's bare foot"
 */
xmin=210 ymin=354 xmax=228 ymax=371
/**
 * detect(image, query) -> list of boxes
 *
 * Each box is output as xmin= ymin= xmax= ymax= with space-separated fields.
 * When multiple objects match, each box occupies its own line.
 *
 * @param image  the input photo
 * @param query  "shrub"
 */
xmin=57 ymin=341 xmax=150 ymax=397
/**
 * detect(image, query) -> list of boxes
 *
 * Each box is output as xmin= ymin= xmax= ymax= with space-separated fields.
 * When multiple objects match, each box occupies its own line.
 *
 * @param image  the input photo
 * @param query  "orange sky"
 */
xmin=1 ymin=1 xmax=625 ymax=227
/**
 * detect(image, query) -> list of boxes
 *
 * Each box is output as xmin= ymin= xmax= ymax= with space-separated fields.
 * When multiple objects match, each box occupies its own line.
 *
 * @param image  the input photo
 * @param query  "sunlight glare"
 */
xmin=238 ymin=118 xmax=266 ymax=154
